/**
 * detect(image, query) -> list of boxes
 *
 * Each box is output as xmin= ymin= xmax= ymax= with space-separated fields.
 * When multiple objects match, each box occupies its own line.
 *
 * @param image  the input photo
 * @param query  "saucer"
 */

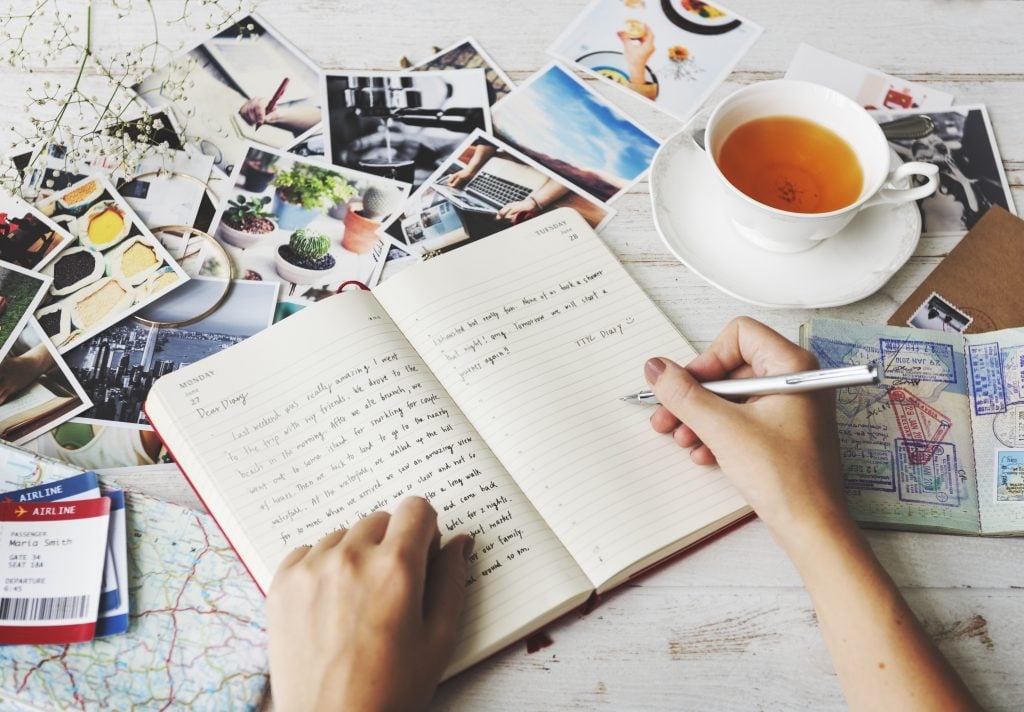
xmin=649 ymin=128 xmax=922 ymax=309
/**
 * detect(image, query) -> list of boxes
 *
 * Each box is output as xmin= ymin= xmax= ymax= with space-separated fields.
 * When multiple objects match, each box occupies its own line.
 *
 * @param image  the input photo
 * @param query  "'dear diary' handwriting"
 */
xmin=146 ymin=209 xmax=750 ymax=679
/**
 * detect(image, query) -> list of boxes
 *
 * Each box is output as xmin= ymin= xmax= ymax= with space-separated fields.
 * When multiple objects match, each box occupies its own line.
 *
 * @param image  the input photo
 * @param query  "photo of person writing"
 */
xmin=133 ymin=15 xmax=324 ymax=173
xmin=237 ymin=97 xmax=320 ymax=135
xmin=265 ymin=318 xmax=980 ymax=711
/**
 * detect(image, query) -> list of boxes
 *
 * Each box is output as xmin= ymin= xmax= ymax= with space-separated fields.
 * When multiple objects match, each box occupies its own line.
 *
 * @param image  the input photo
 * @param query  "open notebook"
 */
xmin=145 ymin=209 xmax=750 ymax=677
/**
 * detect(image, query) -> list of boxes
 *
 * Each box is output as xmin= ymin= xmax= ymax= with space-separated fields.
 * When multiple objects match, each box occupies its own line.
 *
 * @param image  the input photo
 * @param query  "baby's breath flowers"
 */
xmin=0 ymin=0 xmax=248 ymax=196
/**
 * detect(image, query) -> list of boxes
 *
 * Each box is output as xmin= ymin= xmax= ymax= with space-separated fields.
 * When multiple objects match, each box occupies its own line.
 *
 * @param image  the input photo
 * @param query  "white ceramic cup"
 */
xmin=705 ymin=79 xmax=939 ymax=253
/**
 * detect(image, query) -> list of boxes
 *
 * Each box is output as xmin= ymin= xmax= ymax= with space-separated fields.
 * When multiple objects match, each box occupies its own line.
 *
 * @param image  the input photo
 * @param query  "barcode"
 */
xmin=0 ymin=595 xmax=89 ymax=621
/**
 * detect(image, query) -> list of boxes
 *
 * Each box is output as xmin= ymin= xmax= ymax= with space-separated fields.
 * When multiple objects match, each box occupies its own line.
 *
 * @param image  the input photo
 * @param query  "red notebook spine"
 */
xmin=143 ymin=403 xmax=267 ymax=597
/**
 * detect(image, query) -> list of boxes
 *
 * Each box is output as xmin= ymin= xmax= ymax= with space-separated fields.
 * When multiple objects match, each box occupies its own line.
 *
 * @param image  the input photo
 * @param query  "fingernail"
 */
xmin=462 ymin=536 xmax=475 ymax=561
xmin=644 ymin=357 xmax=666 ymax=385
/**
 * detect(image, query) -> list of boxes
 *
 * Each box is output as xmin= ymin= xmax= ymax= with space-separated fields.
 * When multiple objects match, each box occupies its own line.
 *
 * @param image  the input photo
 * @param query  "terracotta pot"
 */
xmin=342 ymin=206 xmax=382 ymax=255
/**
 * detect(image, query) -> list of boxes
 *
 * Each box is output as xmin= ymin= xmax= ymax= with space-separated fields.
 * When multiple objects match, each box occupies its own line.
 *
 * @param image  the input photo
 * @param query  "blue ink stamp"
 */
xmin=838 ymin=423 xmax=895 ymax=493
xmin=895 ymin=439 xmax=960 ymax=507
xmin=967 ymin=342 xmax=1007 ymax=415
xmin=880 ymin=338 xmax=956 ymax=384
xmin=1002 ymin=346 xmax=1024 ymax=406
xmin=995 ymin=449 xmax=1024 ymax=502
xmin=809 ymin=338 xmax=886 ymax=419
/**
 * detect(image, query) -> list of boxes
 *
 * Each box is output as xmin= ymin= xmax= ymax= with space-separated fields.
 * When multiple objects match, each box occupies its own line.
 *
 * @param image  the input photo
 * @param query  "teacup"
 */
xmin=704 ymin=80 xmax=939 ymax=253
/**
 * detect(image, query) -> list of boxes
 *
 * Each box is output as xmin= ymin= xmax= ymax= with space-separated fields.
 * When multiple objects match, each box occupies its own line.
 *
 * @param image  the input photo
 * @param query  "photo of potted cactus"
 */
xmin=272 ymin=164 xmax=358 ymax=230
xmin=275 ymin=228 xmax=337 ymax=284
xmin=342 ymin=186 xmax=400 ymax=255
xmin=219 ymin=195 xmax=277 ymax=248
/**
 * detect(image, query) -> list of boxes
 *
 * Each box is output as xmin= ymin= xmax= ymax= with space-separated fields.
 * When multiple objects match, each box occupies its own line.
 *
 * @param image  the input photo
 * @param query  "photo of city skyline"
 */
xmin=63 ymin=279 xmax=278 ymax=426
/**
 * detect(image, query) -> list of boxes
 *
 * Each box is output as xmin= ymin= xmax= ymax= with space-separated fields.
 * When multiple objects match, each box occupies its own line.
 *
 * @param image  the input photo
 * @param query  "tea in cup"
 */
xmin=704 ymin=80 xmax=938 ymax=252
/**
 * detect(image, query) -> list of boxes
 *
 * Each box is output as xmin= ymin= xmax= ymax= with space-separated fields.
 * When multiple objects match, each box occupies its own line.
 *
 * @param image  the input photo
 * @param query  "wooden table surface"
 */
xmin=4 ymin=1 xmax=1023 ymax=709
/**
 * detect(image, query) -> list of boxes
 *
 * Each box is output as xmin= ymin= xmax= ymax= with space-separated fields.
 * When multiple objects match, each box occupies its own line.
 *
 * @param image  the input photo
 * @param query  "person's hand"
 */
xmin=617 ymin=25 xmax=656 ymax=84
xmin=495 ymin=198 xmax=536 ymax=222
xmin=238 ymin=97 xmax=270 ymax=127
xmin=0 ymin=345 xmax=54 ymax=405
xmin=267 ymin=497 xmax=474 ymax=712
xmin=644 ymin=317 xmax=848 ymax=547
xmin=447 ymin=167 xmax=476 ymax=189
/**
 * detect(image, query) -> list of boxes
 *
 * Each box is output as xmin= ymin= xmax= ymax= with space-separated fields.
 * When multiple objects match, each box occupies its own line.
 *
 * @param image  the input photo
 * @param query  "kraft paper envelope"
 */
xmin=890 ymin=206 xmax=1024 ymax=333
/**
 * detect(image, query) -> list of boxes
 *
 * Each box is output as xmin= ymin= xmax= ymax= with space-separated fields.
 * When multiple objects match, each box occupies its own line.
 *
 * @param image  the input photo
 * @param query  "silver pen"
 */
xmin=621 ymin=364 xmax=879 ymax=405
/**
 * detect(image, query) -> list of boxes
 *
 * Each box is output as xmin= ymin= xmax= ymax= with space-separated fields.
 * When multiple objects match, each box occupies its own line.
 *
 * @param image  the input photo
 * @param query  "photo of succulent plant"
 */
xmin=208 ymin=142 xmax=410 ymax=306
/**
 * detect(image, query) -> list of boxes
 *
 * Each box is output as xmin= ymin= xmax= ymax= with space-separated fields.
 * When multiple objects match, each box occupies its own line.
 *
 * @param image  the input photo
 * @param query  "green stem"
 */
xmin=24 ymin=1 xmax=92 ymax=179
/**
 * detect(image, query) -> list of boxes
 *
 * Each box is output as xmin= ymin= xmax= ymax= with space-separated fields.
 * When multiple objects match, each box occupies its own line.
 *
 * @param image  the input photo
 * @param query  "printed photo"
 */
xmin=0 ymin=259 xmax=51 ymax=364
xmin=33 ymin=175 xmax=190 ymax=353
xmin=285 ymin=124 xmax=326 ymax=160
xmin=412 ymin=37 xmax=516 ymax=105
xmin=549 ymin=0 xmax=762 ymax=122
xmin=380 ymin=130 xmax=615 ymax=259
xmin=209 ymin=143 xmax=410 ymax=300
xmin=377 ymin=242 xmax=419 ymax=283
xmin=63 ymin=279 xmax=278 ymax=428
xmin=0 ymin=190 xmax=74 ymax=270
xmin=21 ymin=136 xmax=215 ymax=235
xmin=907 ymin=292 xmax=974 ymax=333
xmin=786 ymin=44 xmax=954 ymax=110
xmin=879 ymin=106 xmax=1015 ymax=236
xmin=491 ymin=63 xmax=661 ymax=203
xmin=323 ymin=69 xmax=491 ymax=189
xmin=133 ymin=14 xmax=324 ymax=175
xmin=23 ymin=421 xmax=171 ymax=470
xmin=0 ymin=319 xmax=91 ymax=444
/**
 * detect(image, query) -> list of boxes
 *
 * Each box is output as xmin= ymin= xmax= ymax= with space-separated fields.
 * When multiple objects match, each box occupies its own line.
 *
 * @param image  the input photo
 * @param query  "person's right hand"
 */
xmin=644 ymin=317 xmax=849 ymax=547
xmin=617 ymin=25 xmax=656 ymax=84
xmin=238 ymin=97 xmax=269 ymax=127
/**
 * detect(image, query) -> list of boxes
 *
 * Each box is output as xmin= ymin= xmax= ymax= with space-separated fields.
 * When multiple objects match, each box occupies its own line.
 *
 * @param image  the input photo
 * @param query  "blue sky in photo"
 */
xmin=493 ymin=64 xmax=660 ymax=181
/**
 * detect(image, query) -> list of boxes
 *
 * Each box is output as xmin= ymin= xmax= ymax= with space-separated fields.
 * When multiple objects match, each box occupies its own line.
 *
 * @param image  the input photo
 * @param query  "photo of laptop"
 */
xmin=433 ymin=157 xmax=548 ymax=214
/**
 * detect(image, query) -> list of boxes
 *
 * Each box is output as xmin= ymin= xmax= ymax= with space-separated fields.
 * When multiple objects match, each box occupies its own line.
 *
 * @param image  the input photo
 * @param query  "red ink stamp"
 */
xmin=887 ymin=387 xmax=952 ymax=464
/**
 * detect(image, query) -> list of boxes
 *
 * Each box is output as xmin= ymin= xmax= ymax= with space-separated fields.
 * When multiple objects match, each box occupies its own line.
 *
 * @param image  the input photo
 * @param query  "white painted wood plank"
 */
xmin=430 ymin=588 xmax=1024 ymax=711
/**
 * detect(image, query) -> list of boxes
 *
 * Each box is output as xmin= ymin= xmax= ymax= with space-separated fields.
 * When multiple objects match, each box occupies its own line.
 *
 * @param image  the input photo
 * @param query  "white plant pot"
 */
xmin=219 ymin=221 xmax=270 ymax=249
xmin=274 ymin=248 xmax=337 ymax=285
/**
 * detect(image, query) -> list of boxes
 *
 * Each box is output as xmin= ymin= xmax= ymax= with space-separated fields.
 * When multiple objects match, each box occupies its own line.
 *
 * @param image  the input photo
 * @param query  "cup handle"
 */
xmin=861 ymin=161 xmax=939 ymax=209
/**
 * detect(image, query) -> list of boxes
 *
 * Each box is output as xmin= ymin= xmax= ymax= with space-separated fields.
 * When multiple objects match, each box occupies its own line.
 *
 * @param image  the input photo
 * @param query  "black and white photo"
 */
xmin=881 ymin=106 xmax=1015 ymax=236
xmin=323 ymin=69 xmax=491 ymax=189
xmin=907 ymin=292 xmax=974 ymax=333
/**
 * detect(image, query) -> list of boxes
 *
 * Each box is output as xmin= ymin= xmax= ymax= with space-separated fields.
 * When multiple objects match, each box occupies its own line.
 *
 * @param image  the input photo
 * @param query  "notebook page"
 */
xmin=376 ymin=209 xmax=749 ymax=588
xmin=145 ymin=292 xmax=593 ymax=673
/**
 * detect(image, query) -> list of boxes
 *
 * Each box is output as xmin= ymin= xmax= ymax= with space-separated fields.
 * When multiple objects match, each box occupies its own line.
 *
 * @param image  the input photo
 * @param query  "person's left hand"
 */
xmin=495 ymin=199 xmax=536 ymax=222
xmin=267 ymin=497 xmax=474 ymax=712
xmin=447 ymin=168 xmax=476 ymax=189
